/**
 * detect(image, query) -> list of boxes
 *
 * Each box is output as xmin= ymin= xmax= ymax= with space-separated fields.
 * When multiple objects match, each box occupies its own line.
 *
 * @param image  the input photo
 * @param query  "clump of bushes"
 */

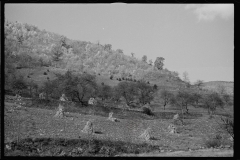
xmin=205 ymin=134 xmax=222 ymax=148
xmin=5 ymin=137 xmax=160 ymax=156
xmin=142 ymin=107 xmax=154 ymax=116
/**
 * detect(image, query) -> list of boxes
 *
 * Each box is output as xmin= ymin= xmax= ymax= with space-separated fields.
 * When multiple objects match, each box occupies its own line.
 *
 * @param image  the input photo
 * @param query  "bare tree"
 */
xmin=160 ymin=89 xmax=174 ymax=110
xmin=170 ymin=89 xmax=193 ymax=118
xmin=142 ymin=55 xmax=147 ymax=63
xmin=217 ymin=84 xmax=226 ymax=95
xmin=202 ymin=92 xmax=224 ymax=116
xmin=194 ymin=80 xmax=204 ymax=90
xmin=148 ymin=59 xmax=153 ymax=65
xmin=131 ymin=52 xmax=135 ymax=57
xmin=182 ymin=71 xmax=191 ymax=88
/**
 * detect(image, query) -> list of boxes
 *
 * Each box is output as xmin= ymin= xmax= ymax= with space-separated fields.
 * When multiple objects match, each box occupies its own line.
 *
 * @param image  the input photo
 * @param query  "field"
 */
xmin=4 ymin=96 xmax=233 ymax=157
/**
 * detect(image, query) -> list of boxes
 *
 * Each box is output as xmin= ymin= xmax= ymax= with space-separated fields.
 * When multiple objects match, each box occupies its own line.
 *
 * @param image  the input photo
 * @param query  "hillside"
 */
xmin=5 ymin=20 xmax=186 ymax=91
xmin=16 ymin=66 xmax=185 ymax=91
xmin=5 ymin=20 xmax=234 ymax=95
xmin=202 ymin=81 xmax=234 ymax=95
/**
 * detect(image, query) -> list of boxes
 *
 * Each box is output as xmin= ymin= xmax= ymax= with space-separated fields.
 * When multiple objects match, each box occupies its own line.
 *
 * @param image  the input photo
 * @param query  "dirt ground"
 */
xmin=119 ymin=148 xmax=233 ymax=157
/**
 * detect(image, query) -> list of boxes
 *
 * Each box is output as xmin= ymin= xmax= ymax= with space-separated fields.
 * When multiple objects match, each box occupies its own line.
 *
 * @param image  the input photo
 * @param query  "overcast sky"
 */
xmin=5 ymin=4 xmax=234 ymax=83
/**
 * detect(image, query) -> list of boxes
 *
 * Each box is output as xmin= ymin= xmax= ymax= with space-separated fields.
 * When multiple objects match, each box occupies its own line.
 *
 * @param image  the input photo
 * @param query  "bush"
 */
xmin=220 ymin=117 xmax=234 ymax=139
xmin=142 ymin=107 xmax=154 ymax=116
xmin=110 ymin=75 xmax=113 ymax=80
xmin=153 ymin=84 xmax=158 ymax=90
xmin=47 ymin=69 xmax=50 ymax=72
xmin=43 ymin=72 xmax=47 ymax=75
xmin=205 ymin=135 xmax=222 ymax=148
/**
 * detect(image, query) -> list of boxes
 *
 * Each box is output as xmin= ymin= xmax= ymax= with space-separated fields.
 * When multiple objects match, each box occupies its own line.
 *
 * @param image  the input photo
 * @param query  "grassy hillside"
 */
xmin=5 ymin=20 xmax=184 ymax=90
xmin=16 ymin=66 xmax=186 ymax=92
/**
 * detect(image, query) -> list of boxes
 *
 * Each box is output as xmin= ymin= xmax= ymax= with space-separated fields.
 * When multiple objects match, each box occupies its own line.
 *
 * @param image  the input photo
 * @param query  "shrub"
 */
xmin=205 ymin=135 xmax=222 ymax=148
xmin=153 ymin=84 xmax=158 ymax=90
xmin=110 ymin=75 xmax=113 ymax=80
xmin=220 ymin=117 xmax=234 ymax=139
xmin=142 ymin=107 xmax=154 ymax=116
xmin=47 ymin=69 xmax=49 ymax=72
xmin=43 ymin=72 xmax=47 ymax=75
xmin=119 ymin=78 xmax=121 ymax=81
xmin=12 ymin=76 xmax=28 ymax=94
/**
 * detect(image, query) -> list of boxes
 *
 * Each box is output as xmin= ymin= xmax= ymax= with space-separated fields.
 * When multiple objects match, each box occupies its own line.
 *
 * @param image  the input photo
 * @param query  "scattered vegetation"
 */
xmin=5 ymin=137 xmax=160 ymax=157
